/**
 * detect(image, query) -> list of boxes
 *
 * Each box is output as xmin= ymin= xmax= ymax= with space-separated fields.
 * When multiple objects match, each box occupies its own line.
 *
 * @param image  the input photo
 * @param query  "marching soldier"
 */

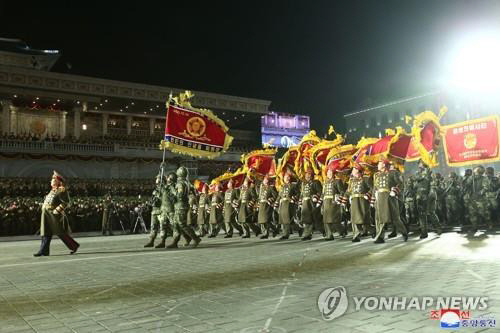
xmin=223 ymin=179 xmax=242 ymax=238
xmin=444 ymin=172 xmax=462 ymax=227
xmin=187 ymin=187 xmax=198 ymax=229
xmin=208 ymin=183 xmax=224 ymax=237
xmin=257 ymin=174 xmax=278 ymax=239
xmin=238 ymin=177 xmax=259 ymax=238
xmin=321 ymin=168 xmax=345 ymax=241
xmin=462 ymin=169 xmax=473 ymax=227
xmin=372 ymin=159 xmax=408 ymax=243
xmin=277 ymin=171 xmax=298 ymax=240
xmin=403 ymin=176 xmax=417 ymax=227
xmin=166 ymin=166 xmax=201 ymax=248
xmin=299 ymin=167 xmax=322 ymax=241
xmin=343 ymin=165 xmax=372 ymax=242
xmin=414 ymin=160 xmax=441 ymax=238
xmin=144 ymin=174 xmax=165 ymax=247
xmin=196 ymin=184 xmax=210 ymax=236
xmin=484 ymin=167 xmax=499 ymax=229
xmin=34 ymin=171 xmax=80 ymax=256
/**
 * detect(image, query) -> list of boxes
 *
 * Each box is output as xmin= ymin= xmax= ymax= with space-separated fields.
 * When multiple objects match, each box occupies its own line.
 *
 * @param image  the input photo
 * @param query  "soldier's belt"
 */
xmin=302 ymin=197 xmax=311 ymax=200
xmin=260 ymin=200 xmax=268 ymax=203
xmin=43 ymin=205 xmax=54 ymax=209
xmin=280 ymin=198 xmax=290 ymax=202
xmin=241 ymin=200 xmax=247 ymax=203
xmin=377 ymin=189 xmax=390 ymax=193
xmin=351 ymin=194 xmax=365 ymax=198
xmin=324 ymin=195 xmax=334 ymax=199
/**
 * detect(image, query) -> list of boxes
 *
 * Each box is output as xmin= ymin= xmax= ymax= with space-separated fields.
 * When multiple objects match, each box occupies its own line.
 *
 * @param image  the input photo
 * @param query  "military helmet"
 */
xmin=449 ymin=172 xmax=457 ymax=179
xmin=167 ymin=171 xmax=177 ymax=183
xmin=176 ymin=166 xmax=188 ymax=179
xmin=474 ymin=165 xmax=485 ymax=175
xmin=486 ymin=167 xmax=494 ymax=176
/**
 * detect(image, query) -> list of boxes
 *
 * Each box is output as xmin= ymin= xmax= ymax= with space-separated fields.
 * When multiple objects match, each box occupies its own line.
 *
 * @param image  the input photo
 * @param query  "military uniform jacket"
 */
xmin=238 ymin=185 xmax=256 ymax=224
xmin=299 ymin=179 xmax=322 ymax=225
xmin=197 ymin=193 xmax=209 ymax=225
xmin=465 ymin=175 xmax=485 ymax=200
xmin=345 ymin=176 xmax=371 ymax=225
xmin=151 ymin=185 xmax=162 ymax=215
xmin=278 ymin=182 xmax=297 ymax=225
xmin=209 ymin=192 xmax=223 ymax=224
xmin=161 ymin=184 xmax=175 ymax=219
xmin=40 ymin=187 xmax=71 ymax=236
xmin=372 ymin=170 xmax=401 ymax=224
xmin=322 ymin=178 xmax=345 ymax=224
xmin=414 ymin=167 xmax=432 ymax=202
xmin=444 ymin=178 xmax=461 ymax=199
xmin=187 ymin=193 xmax=198 ymax=226
xmin=223 ymin=189 xmax=239 ymax=223
xmin=257 ymin=184 xmax=277 ymax=224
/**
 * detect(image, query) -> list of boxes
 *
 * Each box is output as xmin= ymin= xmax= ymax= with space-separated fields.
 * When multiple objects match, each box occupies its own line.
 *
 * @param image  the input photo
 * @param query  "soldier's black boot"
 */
xmin=388 ymin=232 xmax=397 ymax=238
xmin=144 ymin=238 xmax=155 ymax=247
xmin=403 ymin=233 xmax=408 ymax=242
xmin=155 ymin=239 xmax=166 ymax=248
xmin=419 ymin=233 xmax=428 ymax=239
xmin=374 ymin=237 xmax=385 ymax=244
xmin=166 ymin=235 xmax=180 ymax=249
xmin=352 ymin=236 xmax=360 ymax=242
xmin=34 ymin=236 xmax=51 ymax=257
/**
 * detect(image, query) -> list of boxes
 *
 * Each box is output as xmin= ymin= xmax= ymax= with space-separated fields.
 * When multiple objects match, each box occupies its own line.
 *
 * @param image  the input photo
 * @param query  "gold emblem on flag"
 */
xmin=464 ymin=133 xmax=477 ymax=149
xmin=186 ymin=117 xmax=206 ymax=138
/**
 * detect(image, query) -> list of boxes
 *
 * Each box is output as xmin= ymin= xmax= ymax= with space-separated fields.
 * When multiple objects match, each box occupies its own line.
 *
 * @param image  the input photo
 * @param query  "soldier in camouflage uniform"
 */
xmin=257 ymin=174 xmax=278 ymax=239
xmin=372 ymin=159 xmax=408 ymax=243
xmin=403 ymin=176 xmax=417 ymax=227
xmin=343 ymin=165 xmax=373 ymax=242
xmin=277 ymin=172 xmax=298 ymax=240
xmin=414 ymin=160 xmax=442 ymax=238
xmin=187 ymin=187 xmax=198 ymax=229
xmin=434 ymin=173 xmax=447 ymax=225
xmin=223 ymin=179 xmax=243 ymax=238
xmin=208 ymin=183 xmax=224 ymax=238
xmin=484 ymin=167 xmax=499 ymax=229
xmin=196 ymin=185 xmax=209 ymax=237
xmin=299 ymin=168 xmax=322 ymax=241
xmin=144 ymin=174 xmax=165 ymax=247
xmin=166 ymin=166 xmax=201 ymax=248
xmin=321 ymin=168 xmax=346 ymax=241
xmin=444 ymin=172 xmax=462 ymax=227
xmin=462 ymin=169 xmax=473 ymax=228
xmin=464 ymin=165 xmax=489 ymax=232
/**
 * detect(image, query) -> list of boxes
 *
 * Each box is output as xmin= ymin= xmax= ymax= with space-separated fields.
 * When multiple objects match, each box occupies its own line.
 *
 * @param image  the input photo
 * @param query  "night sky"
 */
xmin=1 ymin=0 xmax=500 ymax=134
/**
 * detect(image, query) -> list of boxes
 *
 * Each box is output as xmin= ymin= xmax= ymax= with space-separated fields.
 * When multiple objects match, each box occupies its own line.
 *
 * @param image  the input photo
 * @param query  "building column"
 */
xmin=73 ymin=106 xmax=81 ymax=139
xmin=102 ymin=113 xmax=109 ymax=136
xmin=126 ymin=116 xmax=132 ymax=135
xmin=149 ymin=118 xmax=155 ymax=135
xmin=10 ymin=107 xmax=18 ymax=136
xmin=60 ymin=111 xmax=67 ymax=138
xmin=1 ymin=100 xmax=11 ymax=135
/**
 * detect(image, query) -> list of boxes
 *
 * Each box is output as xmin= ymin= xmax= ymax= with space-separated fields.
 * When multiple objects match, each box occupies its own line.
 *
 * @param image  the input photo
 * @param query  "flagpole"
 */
xmin=159 ymin=91 xmax=173 ymax=189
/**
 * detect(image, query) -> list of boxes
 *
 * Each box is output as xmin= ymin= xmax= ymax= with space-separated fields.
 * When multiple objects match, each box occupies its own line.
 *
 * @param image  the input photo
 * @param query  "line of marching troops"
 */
xmin=145 ymin=157 xmax=500 ymax=248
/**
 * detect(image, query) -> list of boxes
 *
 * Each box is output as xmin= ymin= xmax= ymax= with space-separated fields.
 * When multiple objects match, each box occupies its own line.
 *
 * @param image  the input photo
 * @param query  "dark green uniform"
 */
xmin=277 ymin=182 xmax=298 ymax=238
xmin=196 ymin=193 xmax=209 ymax=236
xmin=187 ymin=191 xmax=198 ymax=227
xmin=444 ymin=174 xmax=462 ymax=227
xmin=464 ymin=168 xmax=489 ymax=231
xmin=238 ymin=184 xmax=259 ymax=237
xmin=209 ymin=192 xmax=223 ymax=237
xmin=223 ymin=188 xmax=239 ymax=237
xmin=344 ymin=175 xmax=372 ymax=240
xmin=484 ymin=169 xmax=499 ymax=228
xmin=321 ymin=177 xmax=345 ymax=239
xmin=403 ymin=177 xmax=417 ymax=226
xmin=372 ymin=169 xmax=407 ymax=241
xmin=299 ymin=179 xmax=322 ymax=239
xmin=257 ymin=182 xmax=278 ymax=238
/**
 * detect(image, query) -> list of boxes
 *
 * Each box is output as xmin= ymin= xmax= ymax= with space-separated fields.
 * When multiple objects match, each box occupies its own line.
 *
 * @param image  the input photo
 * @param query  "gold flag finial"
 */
xmin=328 ymin=125 xmax=335 ymax=136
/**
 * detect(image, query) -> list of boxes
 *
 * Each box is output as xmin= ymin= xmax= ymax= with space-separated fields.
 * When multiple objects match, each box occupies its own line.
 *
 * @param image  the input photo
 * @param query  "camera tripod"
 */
xmin=132 ymin=207 xmax=148 ymax=234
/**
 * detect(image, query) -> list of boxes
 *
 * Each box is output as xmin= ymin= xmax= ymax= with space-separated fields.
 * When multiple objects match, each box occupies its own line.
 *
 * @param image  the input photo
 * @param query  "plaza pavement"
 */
xmin=0 ymin=230 xmax=499 ymax=333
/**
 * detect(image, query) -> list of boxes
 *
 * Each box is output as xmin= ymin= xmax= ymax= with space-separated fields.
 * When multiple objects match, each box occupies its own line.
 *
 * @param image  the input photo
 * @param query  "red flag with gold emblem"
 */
xmin=443 ymin=116 xmax=500 ymax=167
xmin=161 ymin=91 xmax=233 ymax=159
xmin=242 ymin=148 xmax=277 ymax=177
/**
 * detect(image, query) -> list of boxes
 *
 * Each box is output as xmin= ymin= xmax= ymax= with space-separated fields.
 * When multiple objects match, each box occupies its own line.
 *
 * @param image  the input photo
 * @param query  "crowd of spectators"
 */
xmin=0 ymin=177 xmax=155 ymax=237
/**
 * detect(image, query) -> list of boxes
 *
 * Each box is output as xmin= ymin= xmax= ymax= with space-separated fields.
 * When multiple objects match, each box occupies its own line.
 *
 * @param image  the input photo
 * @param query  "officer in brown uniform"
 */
xmin=257 ymin=174 xmax=278 ymax=239
xmin=372 ymin=159 xmax=408 ymax=243
xmin=196 ymin=185 xmax=209 ymax=237
xmin=277 ymin=172 xmax=298 ymax=240
xmin=299 ymin=167 xmax=323 ymax=241
xmin=223 ymin=179 xmax=243 ymax=238
xmin=344 ymin=165 xmax=373 ymax=242
xmin=34 ymin=171 xmax=80 ymax=256
xmin=208 ymin=183 xmax=224 ymax=238
xmin=321 ymin=168 xmax=346 ymax=241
